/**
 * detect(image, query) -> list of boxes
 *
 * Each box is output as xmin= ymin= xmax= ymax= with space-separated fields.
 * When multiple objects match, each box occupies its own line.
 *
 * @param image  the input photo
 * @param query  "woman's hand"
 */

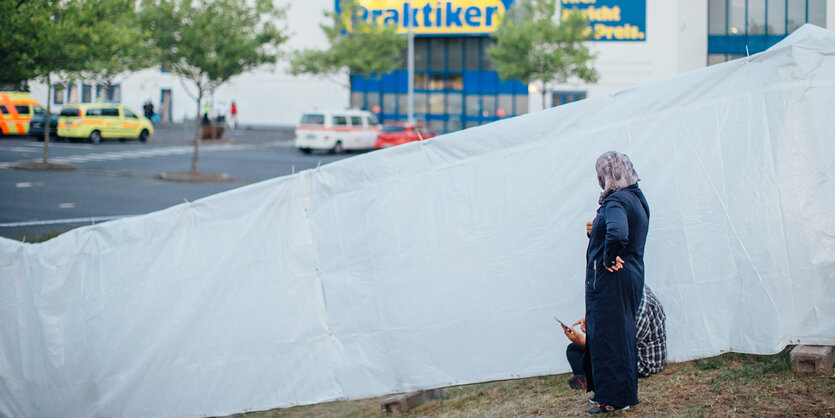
xmin=605 ymin=256 xmax=624 ymax=272
xmin=586 ymin=221 xmax=593 ymax=236
xmin=573 ymin=318 xmax=586 ymax=333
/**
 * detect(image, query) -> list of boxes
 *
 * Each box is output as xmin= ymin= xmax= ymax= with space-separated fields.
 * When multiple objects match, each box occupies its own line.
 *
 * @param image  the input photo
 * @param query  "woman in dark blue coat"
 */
xmin=584 ymin=151 xmax=650 ymax=414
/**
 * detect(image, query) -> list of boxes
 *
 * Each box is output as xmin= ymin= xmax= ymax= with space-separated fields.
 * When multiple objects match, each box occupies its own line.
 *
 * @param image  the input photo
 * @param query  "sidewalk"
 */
xmin=148 ymin=122 xmax=295 ymax=145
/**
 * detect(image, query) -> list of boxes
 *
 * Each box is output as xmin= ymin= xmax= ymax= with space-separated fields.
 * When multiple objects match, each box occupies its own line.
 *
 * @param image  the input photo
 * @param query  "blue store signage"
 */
xmin=561 ymin=0 xmax=646 ymax=41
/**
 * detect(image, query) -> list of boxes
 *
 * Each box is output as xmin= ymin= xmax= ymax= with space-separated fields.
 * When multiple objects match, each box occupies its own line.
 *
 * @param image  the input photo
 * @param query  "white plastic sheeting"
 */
xmin=1 ymin=24 xmax=834 ymax=417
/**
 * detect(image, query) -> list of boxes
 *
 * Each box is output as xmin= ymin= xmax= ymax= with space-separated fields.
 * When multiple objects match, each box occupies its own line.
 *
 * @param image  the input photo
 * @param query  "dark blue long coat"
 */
xmin=583 ymin=184 xmax=649 ymax=407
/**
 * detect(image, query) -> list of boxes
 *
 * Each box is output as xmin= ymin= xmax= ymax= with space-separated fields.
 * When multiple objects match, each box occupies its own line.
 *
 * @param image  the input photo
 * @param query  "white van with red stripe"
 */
xmin=295 ymin=109 xmax=380 ymax=154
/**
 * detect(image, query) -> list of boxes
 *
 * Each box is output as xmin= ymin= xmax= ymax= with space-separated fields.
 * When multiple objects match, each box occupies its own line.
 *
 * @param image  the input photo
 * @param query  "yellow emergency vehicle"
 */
xmin=57 ymin=103 xmax=154 ymax=144
xmin=0 ymin=92 xmax=41 ymax=135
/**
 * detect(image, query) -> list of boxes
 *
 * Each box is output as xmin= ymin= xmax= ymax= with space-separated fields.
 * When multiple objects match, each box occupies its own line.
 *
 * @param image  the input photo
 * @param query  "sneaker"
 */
xmin=588 ymin=403 xmax=630 ymax=414
xmin=568 ymin=375 xmax=587 ymax=390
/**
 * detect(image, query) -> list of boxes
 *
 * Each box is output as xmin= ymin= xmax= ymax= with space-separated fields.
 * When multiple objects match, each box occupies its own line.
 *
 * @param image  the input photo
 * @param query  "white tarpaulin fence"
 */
xmin=1 ymin=24 xmax=834 ymax=418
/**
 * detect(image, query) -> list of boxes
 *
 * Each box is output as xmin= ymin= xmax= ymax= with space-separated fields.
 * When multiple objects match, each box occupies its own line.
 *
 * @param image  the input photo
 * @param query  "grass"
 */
xmin=241 ymin=347 xmax=835 ymax=417
xmin=16 ymin=229 xmax=70 ymax=243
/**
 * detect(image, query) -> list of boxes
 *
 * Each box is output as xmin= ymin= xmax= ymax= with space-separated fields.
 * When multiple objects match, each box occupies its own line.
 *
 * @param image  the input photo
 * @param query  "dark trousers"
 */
xmin=566 ymin=342 xmax=586 ymax=376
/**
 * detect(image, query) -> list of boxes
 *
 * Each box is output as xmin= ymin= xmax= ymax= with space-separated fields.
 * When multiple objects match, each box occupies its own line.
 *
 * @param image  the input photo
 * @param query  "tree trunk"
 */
xmin=42 ymin=74 xmax=51 ymax=164
xmin=541 ymin=89 xmax=546 ymax=110
xmin=191 ymin=89 xmax=202 ymax=174
xmin=209 ymin=93 xmax=217 ymax=141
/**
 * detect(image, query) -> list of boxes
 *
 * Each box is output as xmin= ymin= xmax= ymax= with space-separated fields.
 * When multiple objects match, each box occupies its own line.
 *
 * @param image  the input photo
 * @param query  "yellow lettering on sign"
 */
xmin=593 ymin=23 xmax=645 ymax=40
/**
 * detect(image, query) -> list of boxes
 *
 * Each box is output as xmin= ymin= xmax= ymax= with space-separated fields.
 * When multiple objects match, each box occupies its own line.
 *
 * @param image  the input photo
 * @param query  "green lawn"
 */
xmin=242 ymin=347 xmax=834 ymax=417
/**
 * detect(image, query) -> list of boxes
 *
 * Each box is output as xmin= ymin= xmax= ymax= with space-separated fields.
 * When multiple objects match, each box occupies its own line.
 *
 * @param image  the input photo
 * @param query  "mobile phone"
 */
xmin=553 ymin=316 xmax=568 ymax=328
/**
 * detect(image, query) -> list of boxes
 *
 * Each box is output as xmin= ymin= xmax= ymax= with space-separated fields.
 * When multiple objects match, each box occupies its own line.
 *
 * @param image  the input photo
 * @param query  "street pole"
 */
xmin=407 ymin=0 xmax=415 ymax=123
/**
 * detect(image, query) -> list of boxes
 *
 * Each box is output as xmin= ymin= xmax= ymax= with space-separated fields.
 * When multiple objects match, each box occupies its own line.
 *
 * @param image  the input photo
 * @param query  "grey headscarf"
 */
xmin=595 ymin=151 xmax=640 ymax=204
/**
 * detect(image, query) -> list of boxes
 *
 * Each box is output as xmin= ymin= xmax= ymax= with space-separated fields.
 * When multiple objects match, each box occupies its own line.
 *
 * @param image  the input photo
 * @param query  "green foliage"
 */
xmin=82 ymin=0 xmax=159 ymax=88
xmin=140 ymin=0 xmax=288 ymax=173
xmin=289 ymin=0 xmax=406 ymax=82
xmin=141 ymin=0 xmax=287 ymax=93
xmin=1 ymin=0 xmax=148 ymax=89
xmin=488 ymin=0 xmax=598 ymax=105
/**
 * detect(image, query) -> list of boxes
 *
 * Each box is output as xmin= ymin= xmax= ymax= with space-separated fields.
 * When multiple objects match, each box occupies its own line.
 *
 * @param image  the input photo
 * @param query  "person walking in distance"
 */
xmin=230 ymin=101 xmax=238 ymax=129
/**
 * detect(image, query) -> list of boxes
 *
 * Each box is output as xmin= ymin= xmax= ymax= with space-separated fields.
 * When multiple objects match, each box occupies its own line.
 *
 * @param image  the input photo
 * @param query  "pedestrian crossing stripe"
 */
xmin=0 ymin=143 xmax=269 ymax=169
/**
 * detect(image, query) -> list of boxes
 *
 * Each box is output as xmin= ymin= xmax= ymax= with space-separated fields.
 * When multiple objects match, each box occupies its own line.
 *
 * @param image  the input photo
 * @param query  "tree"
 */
xmin=487 ymin=0 xmax=598 ymax=109
xmin=0 ymin=0 xmax=126 ymax=165
xmin=81 ymin=0 xmax=158 ymax=102
xmin=289 ymin=0 xmax=406 ymax=87
xmin=141 ymin=0 xmax=288 ymax=175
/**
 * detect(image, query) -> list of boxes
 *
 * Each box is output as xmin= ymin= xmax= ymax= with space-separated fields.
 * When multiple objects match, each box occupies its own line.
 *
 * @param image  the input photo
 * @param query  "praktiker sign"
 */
xmin=339 ymin=0 xmax=645 ymax=40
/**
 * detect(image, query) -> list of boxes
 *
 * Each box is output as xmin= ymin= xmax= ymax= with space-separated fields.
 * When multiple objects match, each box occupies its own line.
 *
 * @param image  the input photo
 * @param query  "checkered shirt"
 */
xmin=636 ymin=285 xmax=667 ymax=377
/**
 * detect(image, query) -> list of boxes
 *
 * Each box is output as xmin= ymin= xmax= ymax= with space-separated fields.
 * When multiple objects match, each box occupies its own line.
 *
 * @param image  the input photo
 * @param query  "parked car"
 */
xmin=0 ymin=91 xmax=41 ymax=136
xmin=28 ymin=106 xmax=60 ymax=140
xmin=374 ymin=122 xmax=437 ymax=149
xmin=294 ymin=109 xmax=380 ymax=154
xmin=57 ymin=103 xmax=153 ymax=144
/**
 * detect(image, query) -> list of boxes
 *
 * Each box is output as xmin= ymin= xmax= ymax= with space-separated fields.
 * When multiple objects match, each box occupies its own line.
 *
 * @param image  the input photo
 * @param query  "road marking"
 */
xmin=58 ymin=203 xmax=75 ymax=208
xmin=0 ymin=143 xmax=261 ymax=169
xmin=0 ymin=214 xmax=136 ymax=228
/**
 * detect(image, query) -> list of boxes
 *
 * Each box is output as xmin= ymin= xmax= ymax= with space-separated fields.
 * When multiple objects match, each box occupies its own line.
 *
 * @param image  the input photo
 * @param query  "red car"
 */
xmin=374 ymin=122 xmax=437 ymax=149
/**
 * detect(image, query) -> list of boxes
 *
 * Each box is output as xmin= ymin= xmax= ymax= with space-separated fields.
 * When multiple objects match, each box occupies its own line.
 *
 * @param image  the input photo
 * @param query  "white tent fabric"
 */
xmin=2 ymin=24 xmax=834 ymax=417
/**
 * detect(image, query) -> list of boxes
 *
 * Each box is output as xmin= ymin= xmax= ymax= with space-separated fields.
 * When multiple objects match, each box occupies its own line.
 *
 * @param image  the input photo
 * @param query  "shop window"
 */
xmin=728 ymin=0 xmax=745 ymax=34
xmin=383 ymin=94 xmax=396 ymax=114
xmin=429 ymin=120 xmax=445 ymax=134
xmin=748 ymin=0 xmax=766 ymax=34
xmin=447 ymin=116 xmax=462 ymax=132
xmin=398 ymin=94 xmax=409 ymax=115
xmin=430 ymin=37 xmax=445 ymax=71
xmin=708 ymin=54 xmax=728 ymax=65
xmin=446 ymin=74 xmax=463 ymax=90
xmin=809 ymin=0 xmax=826 ymax=26
xmin=515 ymin=95 xmax=528 ymax=115
xmin=367 ymin=92 xmax=380 ymax=111
xmin=466 ymin=120 xmax=479 ymax=129
xmin=414 ymin=38 xmax=428 ymax=70
xmin=351 ymin=92 xmax=364 ymax=109
xmin=787 ymin=0 xmax=807 ymax=32
xmin=481 ymin=95 xmax=496 ymax=117
xmin=465 ymin=95 xmax=479 ymax=116
xmin=498 ymin=95 xmax=513 ymax=117
xmin=414 ymin=73 xmax=428 ymax=90
xmin=708 ymin=0 xmax=726 ymax=34
xmin=413 ymin=93 xmax=427 ymax=113
xmin=481 ymin=38 xmax=495 ymax=71
xmin=465 ymin=38 xmax=480 ymax=71
xmin=552 ymin=91 xmax=586 ymax=107
xmin=429 ymin=93 xmax=444 ymax=114
xmin=428 ymin=74 xmax=445 ymax=90
xmin=448 ymin=38 xmax=463 ymax=71
xmin=767 ymin=0 xmax=786 ymax=33
xmin=446 ymin=93 xmax=462 ymax=115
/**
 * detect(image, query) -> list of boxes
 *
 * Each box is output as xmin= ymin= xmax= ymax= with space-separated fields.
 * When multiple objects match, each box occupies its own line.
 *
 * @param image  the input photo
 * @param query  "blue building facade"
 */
xmin=708 ymin=0 xmax=827 ymax=64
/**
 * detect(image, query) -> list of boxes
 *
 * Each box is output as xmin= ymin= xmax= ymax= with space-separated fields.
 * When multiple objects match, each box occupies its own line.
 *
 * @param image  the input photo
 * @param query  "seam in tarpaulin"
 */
xmin=299 ymin=167 xmax=346 ymax=400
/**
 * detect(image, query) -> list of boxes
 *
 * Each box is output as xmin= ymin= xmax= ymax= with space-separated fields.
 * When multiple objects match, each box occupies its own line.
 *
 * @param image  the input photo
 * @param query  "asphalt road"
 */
xmin=0 ymin=125 xmax=356 ymax=241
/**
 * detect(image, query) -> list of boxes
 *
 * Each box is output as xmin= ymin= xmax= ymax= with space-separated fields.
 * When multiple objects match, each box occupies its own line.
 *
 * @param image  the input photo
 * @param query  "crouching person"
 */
xmin=561 ymin=284 xmax=667 ymax=390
